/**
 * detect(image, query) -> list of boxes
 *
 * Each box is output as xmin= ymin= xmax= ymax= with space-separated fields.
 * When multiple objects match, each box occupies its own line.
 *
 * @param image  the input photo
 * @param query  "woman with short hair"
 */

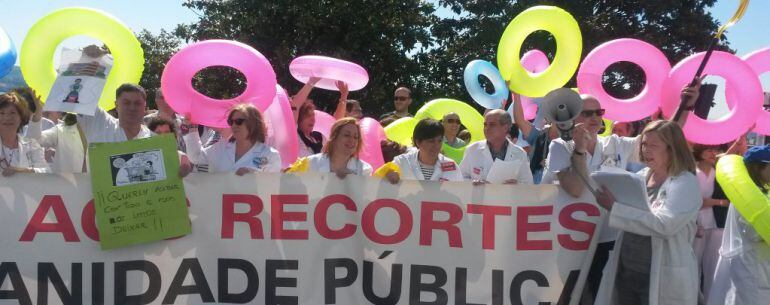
xmin=0 ymin=93 xmax=49 ymax=176
xmin=376 ymin=118 xmax=462 ymax=183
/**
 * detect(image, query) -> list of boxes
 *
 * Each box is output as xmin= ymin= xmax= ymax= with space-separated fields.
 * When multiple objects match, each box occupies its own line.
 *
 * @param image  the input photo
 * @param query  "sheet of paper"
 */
xmin=590 ymin=171 xmax=650 ymax=211
xmin=44 ymin=48 xmax=113 ymax=115
xmin=486 ymin=159 xmax=520 ymax=184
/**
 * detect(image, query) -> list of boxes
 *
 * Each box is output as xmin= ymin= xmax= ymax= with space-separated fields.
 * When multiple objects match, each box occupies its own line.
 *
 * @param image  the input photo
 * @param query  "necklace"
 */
xmin=0 ymin=144 xmax=16 ymax=168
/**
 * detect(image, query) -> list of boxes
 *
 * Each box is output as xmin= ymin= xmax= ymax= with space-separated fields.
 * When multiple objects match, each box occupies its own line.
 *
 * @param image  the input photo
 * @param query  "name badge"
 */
xmin=441 ymin=162 xmax=456 ymax=172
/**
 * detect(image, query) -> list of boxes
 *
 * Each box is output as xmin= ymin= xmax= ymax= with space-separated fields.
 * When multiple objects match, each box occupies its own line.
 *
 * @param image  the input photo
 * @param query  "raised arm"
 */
xmin=333 ymin=81 xmax=349 ymax=120
xmin=291 ymin=77 xmax=320 ymax=122
xmin=512 ymin=93 xmax=534 ymax=138
xmin=673 ymin=76 xmax=704 ymax=128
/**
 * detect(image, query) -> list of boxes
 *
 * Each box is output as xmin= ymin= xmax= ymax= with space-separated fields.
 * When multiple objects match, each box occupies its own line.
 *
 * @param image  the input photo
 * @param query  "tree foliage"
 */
xmin=138 ymin=0 xmax=729 ymax=117
xmin=136 ymin=29 xmax=182 ymax=108
xmin=173 ymin=0 xmax=435 ymax=115
xmin=428 ymin=0 xmax=731 ymax=102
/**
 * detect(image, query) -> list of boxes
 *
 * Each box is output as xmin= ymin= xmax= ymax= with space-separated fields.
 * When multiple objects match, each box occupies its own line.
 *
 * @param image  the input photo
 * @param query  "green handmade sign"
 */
xmin=88 ymin=135 xmax=190 ymax=249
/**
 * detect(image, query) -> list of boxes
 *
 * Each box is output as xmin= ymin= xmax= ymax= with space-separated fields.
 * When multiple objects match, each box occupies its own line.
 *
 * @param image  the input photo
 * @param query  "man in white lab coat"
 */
xmin=459 ymin=109 xmax=533 ymax=184
xmin=27 ymin=84 xmax=153 ymax=172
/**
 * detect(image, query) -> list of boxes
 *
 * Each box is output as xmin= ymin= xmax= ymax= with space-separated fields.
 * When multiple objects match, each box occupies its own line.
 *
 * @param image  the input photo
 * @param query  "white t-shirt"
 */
xmin=542 ymin=134 xmax=640 ymax=242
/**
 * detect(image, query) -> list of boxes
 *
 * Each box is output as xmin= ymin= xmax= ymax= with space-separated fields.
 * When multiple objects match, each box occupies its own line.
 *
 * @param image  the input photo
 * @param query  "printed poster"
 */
xmin=88 ymin=135 xmax=190 ymax=250
xmin=44 ymin=47 xmax=112 ymax=115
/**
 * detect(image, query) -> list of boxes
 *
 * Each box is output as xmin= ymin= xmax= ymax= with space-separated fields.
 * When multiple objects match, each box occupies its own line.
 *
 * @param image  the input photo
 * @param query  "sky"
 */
xmin=1 ymin=0 xmax=769 ymax=119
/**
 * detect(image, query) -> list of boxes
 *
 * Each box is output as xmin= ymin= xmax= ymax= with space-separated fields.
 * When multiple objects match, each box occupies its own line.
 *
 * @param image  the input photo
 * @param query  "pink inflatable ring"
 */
xmin=661 ymin=51 xmax=763 ymax=145
xmin=161 ymin=40 xmax=277 ymax=128
xmin=290 ymin=55 xmax=369 ymax=91
xmin=739 ymin=48 xmax=770 ymax=135
xmin=578 ymin=39 xmax=671 ymax=122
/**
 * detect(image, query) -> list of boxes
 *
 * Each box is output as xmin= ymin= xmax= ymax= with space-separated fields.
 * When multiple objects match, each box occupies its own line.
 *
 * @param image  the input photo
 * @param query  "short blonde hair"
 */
xmin=322 ymin=117 xmax=363 ymax=158
xmin=638 ymin=120 xmax=696 ymax=176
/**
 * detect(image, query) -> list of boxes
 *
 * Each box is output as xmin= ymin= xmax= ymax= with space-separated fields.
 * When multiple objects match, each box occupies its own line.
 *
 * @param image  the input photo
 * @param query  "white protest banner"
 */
xmin=1 ymin=172 xmax=602 ymax=305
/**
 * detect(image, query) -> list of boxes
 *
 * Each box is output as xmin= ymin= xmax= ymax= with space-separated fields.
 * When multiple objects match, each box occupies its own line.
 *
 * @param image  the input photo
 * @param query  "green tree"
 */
xmin=426 ymin=0 xmax=730 ymax=105
xmin=174 ymin=0 xmax=436 ymax=116
xmin=136 ymin=29 xmax=182 ymax=108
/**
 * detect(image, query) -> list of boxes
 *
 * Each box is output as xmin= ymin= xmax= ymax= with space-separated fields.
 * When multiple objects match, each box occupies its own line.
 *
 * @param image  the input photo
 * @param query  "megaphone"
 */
xmin=541 ymin=88 xmax=583 ymax=141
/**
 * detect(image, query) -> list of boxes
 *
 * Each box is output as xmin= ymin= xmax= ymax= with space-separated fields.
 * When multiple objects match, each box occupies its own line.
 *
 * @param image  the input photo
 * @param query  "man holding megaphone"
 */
xmin=538 ymin=80 xmax=701 ymax=304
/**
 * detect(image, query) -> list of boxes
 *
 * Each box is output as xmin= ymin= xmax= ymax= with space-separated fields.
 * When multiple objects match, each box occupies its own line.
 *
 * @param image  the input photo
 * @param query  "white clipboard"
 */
xmin=590 ymin=171 xmax=651 ymax=212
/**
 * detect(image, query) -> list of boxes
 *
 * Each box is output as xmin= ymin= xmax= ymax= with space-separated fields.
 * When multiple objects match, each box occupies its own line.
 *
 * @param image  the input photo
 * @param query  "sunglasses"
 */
xmin=227 ymin=118 xmax=247 ymax=126
xmin=580 ymin=109 xmax=606 ymax=117
xmin=394 ymin=96 xmax=410 ymax=101
xmin=444 ymin=118 xmax=461 ymax=124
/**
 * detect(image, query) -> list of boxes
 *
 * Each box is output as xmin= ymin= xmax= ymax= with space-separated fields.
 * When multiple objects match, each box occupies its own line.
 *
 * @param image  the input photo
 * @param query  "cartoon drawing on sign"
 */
xmin=43 ymin=48 xmax=113 ymax=115
xmin=62 ymin=78 xmax=82 ymax=103
xmin=110 ymin=150 xmax=166 ymax=187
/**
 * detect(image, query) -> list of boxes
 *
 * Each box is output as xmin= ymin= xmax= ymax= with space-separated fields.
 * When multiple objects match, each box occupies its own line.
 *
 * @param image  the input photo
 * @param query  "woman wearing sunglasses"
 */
xmin=287 ymin=117 xmax=372 ymax=178
xmin=183 ymin=104 xmax=280 ymax=175
xmin=0 ymin=93 xmax=49 ymax=176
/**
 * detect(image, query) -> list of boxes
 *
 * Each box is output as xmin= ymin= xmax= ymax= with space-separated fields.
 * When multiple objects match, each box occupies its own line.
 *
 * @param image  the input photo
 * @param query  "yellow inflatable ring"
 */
xmin=716 ymin=154 xmax=770 ymax=244
xmin=20 ymin=7 xmax=144 ymax=110
xmin=415 ymin=99 xmax=485 ymax=163
xmin=497 ymin=6 xmax=582 ymax=97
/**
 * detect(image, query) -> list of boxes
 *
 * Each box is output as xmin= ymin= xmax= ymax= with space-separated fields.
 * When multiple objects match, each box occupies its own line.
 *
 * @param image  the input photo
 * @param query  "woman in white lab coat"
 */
xmin=0 ymin=93 xmax=50 ymax=175
xmin=594 ymin=120 xmax=701 ymax=305
xmin=183 ymin=103 xmax=280 ymax=175
xmin=707 ymin=145 xmax=770 ymax=305
xmin=376 ymin=118 xmax=462 ymax=182
xmin=287 ymin=117 xmax=371 ymax=177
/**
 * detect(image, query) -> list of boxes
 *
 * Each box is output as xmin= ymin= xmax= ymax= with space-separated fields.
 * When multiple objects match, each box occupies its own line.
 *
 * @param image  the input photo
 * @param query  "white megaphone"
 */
xmin=541 ymin=88 xmax=583 ymax=141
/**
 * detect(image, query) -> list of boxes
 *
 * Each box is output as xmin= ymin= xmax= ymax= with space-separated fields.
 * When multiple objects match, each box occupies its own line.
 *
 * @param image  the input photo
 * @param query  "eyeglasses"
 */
xmin=227 ymin=118 xmax=246 ymax=126
xmin=394 ymin=96 xmax=410 ymax=101
xmin=580 ymin=109 xmax=606 ymax=117
xmin=444 ymin=118 xmax=461 ymax=124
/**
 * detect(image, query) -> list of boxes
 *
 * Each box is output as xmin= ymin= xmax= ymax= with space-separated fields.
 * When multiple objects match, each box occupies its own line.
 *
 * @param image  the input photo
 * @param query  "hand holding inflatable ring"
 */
xmin=20 ymin=7 xmax=144 ymax=110
xmin=290 ymin=56 xmax=369 ymax=91
xmin=660 ymin=51 xmax=763 ymax=145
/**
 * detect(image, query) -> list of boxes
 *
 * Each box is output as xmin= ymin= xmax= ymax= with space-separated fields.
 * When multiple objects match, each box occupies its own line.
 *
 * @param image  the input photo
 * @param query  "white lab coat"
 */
xmin=183 ymin=132 xmax=281 ymax=173
xmin=459 ymin=139 xmax=533 ymax=184
xmin=77 ymin=108 xmax=153 ymax=143
xmin=26 ymin=109 xmax=151 ymax=173
xmin=392 ymin=150 xmax=462 ymax=181
xmin=35 ymin=123 xmax=86 ymax=173
xmin=596 ymin=168 xmax=701 ymax=305
xmin=707 ymin=205 xmax=770 ymax=305
xmin=1 ymin=135 xmax=50 ymax=173
xmin=304 ymin=153 xmax=372 ymax=176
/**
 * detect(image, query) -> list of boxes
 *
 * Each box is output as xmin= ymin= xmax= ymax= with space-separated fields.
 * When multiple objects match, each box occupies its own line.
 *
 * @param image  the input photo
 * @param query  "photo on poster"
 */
xmin=109 ymin=149 xmax=167 ymax=187
xmin=43 ymin=48 xmax=113 ymax=115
